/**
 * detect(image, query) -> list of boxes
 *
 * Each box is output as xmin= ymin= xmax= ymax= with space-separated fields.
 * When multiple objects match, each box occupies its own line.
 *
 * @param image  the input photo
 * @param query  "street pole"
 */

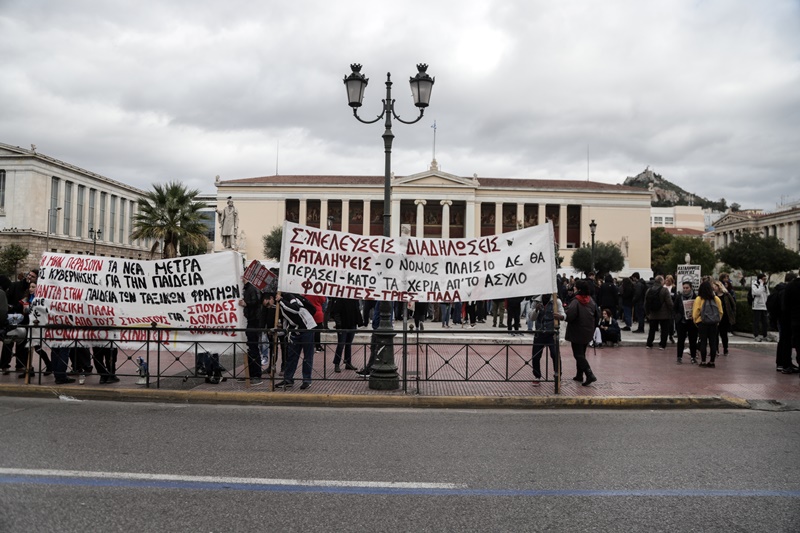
xmin=344 ymin=63 xmax=434 ymax=390
xmin=589 ymin=219 xmax=597 ymax=275
xmin=89 ymin=227 xmax=102 ymax=255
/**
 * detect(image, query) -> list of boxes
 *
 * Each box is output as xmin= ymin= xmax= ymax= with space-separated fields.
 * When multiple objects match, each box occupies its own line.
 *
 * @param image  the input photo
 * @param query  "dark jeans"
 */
xmin=697 ymin=323 xmax=719 ymax=363
xmin=284 ymin=329 xmax=314 ymax=384
xmin=92 ymin=347 xmax=118 ymax=378
xmin=633 ymin=302 xmax=645 ymax=331
xmin=465 ymin=303 xmax=477 ymax=325
xmin=532 ymin=333 xmax=558 ymax=379
xmin=752 ymin=310 xmax=769 ymax=338
xmin=1 ymin=340 xmax=28 ymax=370
xmin=600 ymin=329 xmax=620 ymax=344
xmin=245 ymin=325 xmax=262 ymax=379
xmin=571 ymin=342 xmax=593 ymax=379
xmin=646 ymin=319 xmax=670 ymax=348
xmin=507 ymin=302 xmax=521 ymax=332
xmin=333 ymin=330 xmax=356 ymax=366
xmin=675 ymin=320 xmax=697 ymax=360
xmin=491 ymin=302 xmax=505 ymax=326
xmin=718 ymin=321 xmax=730 ymax=354
xmin=51 ymin=347 xmax=71 ymax=382
xmin=622 ymin=304 xmax=632 ymax=328
xmin=776 ymin=320 xmax=793 ymax=368
xmin=452 ymin=302 xmax=463 ymax=324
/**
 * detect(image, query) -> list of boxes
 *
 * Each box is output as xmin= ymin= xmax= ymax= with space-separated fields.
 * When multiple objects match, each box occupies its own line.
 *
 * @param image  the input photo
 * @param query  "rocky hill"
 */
xmin=623 ymin=168 xmax=730 ymax=211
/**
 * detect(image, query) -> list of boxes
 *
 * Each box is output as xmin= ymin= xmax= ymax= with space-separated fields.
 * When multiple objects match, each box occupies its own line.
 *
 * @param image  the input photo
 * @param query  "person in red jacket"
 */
xmin=304 ymin=294 xmax=327 ymax=352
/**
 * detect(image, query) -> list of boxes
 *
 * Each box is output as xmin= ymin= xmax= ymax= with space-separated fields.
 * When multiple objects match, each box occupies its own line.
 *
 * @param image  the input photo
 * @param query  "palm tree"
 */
xmin=131 ymin=181 xmax=209 ymax=258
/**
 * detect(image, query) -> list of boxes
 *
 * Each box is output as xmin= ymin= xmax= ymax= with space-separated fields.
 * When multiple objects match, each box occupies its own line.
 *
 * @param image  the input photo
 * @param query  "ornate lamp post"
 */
xmin=589 ymin=219 xmax=597 ymax=274
xmin=46 ymin=206 xmax=62 ymax=252
xmin=89 ymin=227 xmax=102 ymax=255
xmin=343 ymin=63 xmax=434 ymax=390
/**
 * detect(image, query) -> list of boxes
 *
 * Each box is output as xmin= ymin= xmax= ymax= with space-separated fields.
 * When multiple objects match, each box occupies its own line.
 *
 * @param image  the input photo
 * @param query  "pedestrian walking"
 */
xmin=565 ymin=280 xmax=599 ymax=386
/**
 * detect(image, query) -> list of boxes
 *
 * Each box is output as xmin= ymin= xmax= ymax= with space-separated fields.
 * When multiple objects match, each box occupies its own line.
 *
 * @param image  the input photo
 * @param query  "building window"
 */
xmin=566 ymin=205 xmax=581 ymax=248
xmin=480 ymin=203 xmax=495 ymax=237
xmin=665 ymin=216 xmax=674 ymax=225
xmin=369 ymin=200 xmax=384 ymax=236
xmin=99 ymin=192 xmax=107 ymax=239
xmin=423 ymin=201 xmax=442 ymax=238
xmin=0 ymin=169 xmax=5 ymax=211
xmin=523 ymin=203 xmax=539 ymax=227
xmin=109 ymin=195 xmax=117 ymax=243
xmin=653 ymin=216 xmax=663 ymax=225
xmin=502 ymin=203 xmax=517 ymax=233
xmin=307 ymin=199 xmax=320 ymax=228
xmin=76 ymin=185 xmax=85 ymax=238
xmin=349 ymin=200 xmax=363 ymax=235
xmin=449 ymin=201 xmax=465 ymax=239
xmin=285 ymin=199 xmax=299 ymax=223
xmin=63 ymin=182 xmax=73 ymax=236
xmin=50 ymin=177 xmax=60 ymax=234
xmin=546 ymin=204 xmax=560 ymax=247
xmin=328 ymin=200 xmax=342 ymax=231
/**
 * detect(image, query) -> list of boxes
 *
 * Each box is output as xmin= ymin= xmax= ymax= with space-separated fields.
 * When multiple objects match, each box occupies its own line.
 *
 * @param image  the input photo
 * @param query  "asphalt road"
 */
xmin=1 ymin=397 xmax=798 ymax=532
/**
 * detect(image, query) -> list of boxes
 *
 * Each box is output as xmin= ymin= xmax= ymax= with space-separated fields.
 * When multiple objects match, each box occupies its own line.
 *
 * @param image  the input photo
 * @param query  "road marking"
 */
xmin=1 ymin=468 xmax=799 ymax=497
xmin=0 ymin=468 xmax=466 ymax=490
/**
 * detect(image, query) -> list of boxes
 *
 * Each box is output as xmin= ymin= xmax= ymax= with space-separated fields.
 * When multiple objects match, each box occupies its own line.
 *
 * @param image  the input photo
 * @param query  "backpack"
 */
xmin=701 ymin=299 xmax=720 ymax=325
xmin=645 ymin=288 xmax=663 ymax=313
xmin=766 ymin=284 xmax=785 ymax=329
xmin=747 ymin=286 xmax=754 ymax=306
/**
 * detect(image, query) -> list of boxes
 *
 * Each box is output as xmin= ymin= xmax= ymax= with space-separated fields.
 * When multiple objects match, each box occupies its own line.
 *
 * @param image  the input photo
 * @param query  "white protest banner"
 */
xmin=676 ymin=264 xmax=702 ymax=291
xmin=32 ymin=251 xmax=246 ymax=349
xmin=278 ymin=221 xmax=557 ymax=302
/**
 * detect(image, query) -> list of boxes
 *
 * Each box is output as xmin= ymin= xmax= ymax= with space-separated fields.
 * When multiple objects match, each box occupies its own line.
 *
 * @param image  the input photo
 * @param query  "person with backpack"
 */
xmin=564 ymin=280 xmax=599 ymax=386
xmin=531 ymin=294 xmax=565 ymax=385
xmin=751 ymin=273 xmax=770 ymax=341
xmin=645 ymin=275 xmax=673 ymax=351
xmin=693 ymin=280 xmax=724 ymax=368
xmin=275 ymin=293 xmax=318 ymax=389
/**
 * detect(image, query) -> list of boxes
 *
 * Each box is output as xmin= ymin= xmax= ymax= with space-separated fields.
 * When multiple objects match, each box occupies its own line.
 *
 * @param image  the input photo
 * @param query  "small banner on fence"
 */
xmin=243 ymin=259 xmax=276 ymax=291
xmin=278 ymin=221 xmax=557 ymax=302
xmin=32 ymin=251 xmax=246 ymax=349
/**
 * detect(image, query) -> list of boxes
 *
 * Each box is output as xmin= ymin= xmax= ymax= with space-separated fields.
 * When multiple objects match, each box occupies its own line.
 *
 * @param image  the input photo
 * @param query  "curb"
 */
xmin=0 ymin=384 xmax=751 ymax=410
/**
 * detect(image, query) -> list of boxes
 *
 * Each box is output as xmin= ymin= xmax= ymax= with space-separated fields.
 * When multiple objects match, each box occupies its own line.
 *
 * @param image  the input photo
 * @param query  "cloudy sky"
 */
xmin=1 ymin=0 xmax=798 ymax=210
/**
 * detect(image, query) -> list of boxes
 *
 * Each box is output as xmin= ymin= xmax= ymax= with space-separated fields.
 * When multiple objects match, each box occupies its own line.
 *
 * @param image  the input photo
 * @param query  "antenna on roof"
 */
xmin=431 ymin=120 xmax=437 ymax=162
xmin=275 ymin=140 xmax=279 ymax=175
xmin=587 ymin=144 xmax=590 ymax=181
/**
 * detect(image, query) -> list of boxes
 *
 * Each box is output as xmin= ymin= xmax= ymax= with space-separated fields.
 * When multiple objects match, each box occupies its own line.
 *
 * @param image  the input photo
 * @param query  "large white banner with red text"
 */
xmin=32 ymin=251 xmax=246 ymax=349
xmin=278 ymin=221 xmax=557 ymax=302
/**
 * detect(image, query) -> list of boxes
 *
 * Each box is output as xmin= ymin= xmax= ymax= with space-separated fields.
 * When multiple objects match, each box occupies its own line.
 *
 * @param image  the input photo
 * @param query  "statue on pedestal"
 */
xmin=218 ymin=197 xmax=238 ymax=249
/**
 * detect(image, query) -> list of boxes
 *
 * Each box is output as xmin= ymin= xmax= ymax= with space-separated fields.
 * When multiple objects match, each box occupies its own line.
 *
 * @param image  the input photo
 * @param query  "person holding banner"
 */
xmin=674 ymin=281 xmax=698 ymax=364
xmin=531 ymin=294 xmax=564 ymax=385
xmin=239 ymin=280 xmax=263 ymax=383
xmin=565 ymin=280 xmax=598 ymax=386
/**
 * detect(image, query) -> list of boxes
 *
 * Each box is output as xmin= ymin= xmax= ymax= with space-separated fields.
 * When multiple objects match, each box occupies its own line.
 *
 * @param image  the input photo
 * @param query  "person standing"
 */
xmin=597 ymin=274 xmax=619 ymax=324
xmin=714 ymin=281 xmax=736 ymax=356
xmin=751 ymin=273 xmax=770 ymax=341
xmin=331 ymin=297 xmax=363 ymax=372
xmin=645 ymin=275 xmax=673 ymax=350
xmin=531 ymin=294 xmax=565 ymax=384
xmin=674 ymin=281 xmax=699 ymax=364
xmin=564 ymin=281 xmax=598 ymax=386
xmin=773 ymin=273 xmax=797 ymax=373
xmin=506 ymin=296 xmax=523 ymax=335
xmin=664 ymin=275 xmax=677 ymax=343
xmin=275 ymin=293 xmax=318 ymax=389
xmin=491 ymin=298 xmax=505 ymax=328
xmin=781 ymin=272 xmax=800 ymax=373
xmin=239 ymin=280 xmax=263 ymax=382
xmin=440 ymin=301 xmax=452 ymax=328
xmin=693 ymin=280 xmax=723 ymax=368
xmin=631 ymin=273 xmax=647 ymax=333
xmin=620 ymin=276 xmax=634 ymax=331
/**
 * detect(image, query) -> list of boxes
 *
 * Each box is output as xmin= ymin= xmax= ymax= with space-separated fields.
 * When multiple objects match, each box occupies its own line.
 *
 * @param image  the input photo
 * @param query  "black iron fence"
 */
xmin=2 ymin=324 xmax=562 ymax=393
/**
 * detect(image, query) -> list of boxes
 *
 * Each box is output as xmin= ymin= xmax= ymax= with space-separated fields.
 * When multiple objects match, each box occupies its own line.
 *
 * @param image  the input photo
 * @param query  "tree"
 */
xmin=650 ymin=227 xmax=673 ymax=275
xmin=262 ymin=226 xmax=282 ymax=260
xmin=663 ymin=237 xmax=716 ymax=277
xmin=729 ymin=202 xmax=741 ymax=212
xmin=570 ymin=241 xmax=625 ymax=276
xmin=130 ymin=182 xmax=209 ymax=259
xmin=717 ymin=231 xmax=800 ymax=277
xmin=0 ymin=244 xmax=29 ymax=276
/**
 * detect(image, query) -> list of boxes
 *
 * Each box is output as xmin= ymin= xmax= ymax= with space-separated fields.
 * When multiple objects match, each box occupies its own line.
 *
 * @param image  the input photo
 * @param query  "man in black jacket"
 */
xmin=331 ymin=298 xmax=363 ymax=372
xmin=631 ymin=272 xmax=647 ymax=333
xmin=239 ymin=280 xmax=262 ymax=382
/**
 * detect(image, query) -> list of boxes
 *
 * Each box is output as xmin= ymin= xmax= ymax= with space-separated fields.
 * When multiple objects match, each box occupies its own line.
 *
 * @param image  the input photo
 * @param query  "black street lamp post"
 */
xmin=89 ymin=227 xmax=102 ymax=255
xmin=46 ymin=206 xmax=62 ymax=252
xmin=344 ymin=63 xmax=434 ymax=390
xmin=589 ymin=219 xmax=597 ymax=274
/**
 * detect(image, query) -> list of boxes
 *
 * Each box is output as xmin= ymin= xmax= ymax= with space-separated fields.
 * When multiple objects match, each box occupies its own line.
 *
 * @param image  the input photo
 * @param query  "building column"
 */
xmin=559 ymin=204 xmax=568 ymax=249
xmin=362 ymin=201 xmax=371 ymax=235
xmin=495 ymin=202 xmax=502 ymax=235
xmin=516 ymin=203 xmax=524 ymax=230
xmin=441 ymin=200 xmax=452 ymax=239
xmin=299 ymin=199 xmax=308 ymax=226
xmin=466 ymin=200 xmax=476 ymax=238
xmin=538 ymin=204 xmax=546 ymax=226
xmin=320 ymin=200 xmax=329 ymax=230
xmin=341 ymin=200 xmax=350 ymax=233
xmin=415 ymin=199 xmax=426 ymax=238
xmin=391 ymin=199 xmax=401 ymax=237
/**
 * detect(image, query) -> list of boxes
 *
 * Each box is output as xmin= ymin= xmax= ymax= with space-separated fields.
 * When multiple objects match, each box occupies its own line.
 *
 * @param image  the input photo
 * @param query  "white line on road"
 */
xmin=0 ymin=468 xmax=467 ymax=490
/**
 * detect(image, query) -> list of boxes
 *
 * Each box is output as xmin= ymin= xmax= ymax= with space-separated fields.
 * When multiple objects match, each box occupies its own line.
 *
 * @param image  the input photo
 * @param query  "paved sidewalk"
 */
xmin=1 ymin=320 xmax=797 ymax=409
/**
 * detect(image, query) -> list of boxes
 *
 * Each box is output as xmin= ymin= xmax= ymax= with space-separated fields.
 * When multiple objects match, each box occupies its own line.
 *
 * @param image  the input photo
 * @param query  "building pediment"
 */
xmin=714 ymin=212 xmax=753 ymax=228
xmin=393 ymin=169 xmax=478 ymax=189
xmin=0 ymin=143 xmax=31 ymax=157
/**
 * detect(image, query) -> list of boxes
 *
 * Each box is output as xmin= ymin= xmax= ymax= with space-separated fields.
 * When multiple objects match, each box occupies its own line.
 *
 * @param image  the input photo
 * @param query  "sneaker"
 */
xmin=622 ymin=326 xmax=631 ymax=331
xmin=54 ymin=378 xmax=77 ymax=384
xmin=755 ymin=336 xmax=762 ymax=342
xmin=691 ymin=358 xmax=697 ymax=364
xmin=707 ymin=363 xmax=715 ymax=368
xmin=645 ymin=345 xmax=653 ymax=349
xmin=249 ymin=380 xmax=263 ymax=386
xmin=776 ymin=366 xmax=785 ymax=372
xmin=582 ymin=375 xmax=597 ymax=386
xmin=334 ymin=365 xmax=341 ymax=373
xmin=676 ymin=358 xmax=683 ymax=364
xmin=723 ymin=351 xmax=729 ymax=356
xmin=657 ymin=347 xmax=665 ymax=351
xmin=300 ymin=382 xmax=311 ymax=390
xmin=699 ymin=362 xmax=708 ymax=367
xmin=782 ymin=367 xmax=800 ymax=374
xmin=344 ymin=363 xmax=358 ymax=371
xmin=275 ymin=380 xmax=293 ymax=389
xmin=356 ymin=368 xmax=371 ymax=377
xmin=532 ymin=378 xmax=541 ymax=386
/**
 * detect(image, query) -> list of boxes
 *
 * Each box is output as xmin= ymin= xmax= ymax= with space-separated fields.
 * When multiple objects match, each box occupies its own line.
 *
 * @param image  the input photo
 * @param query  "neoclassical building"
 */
xmin=215 ymin=161 xmax=654 ymax=274
xmin=712 ymin=203 xmax=800 ymax=252
xmin=0 ymin=142 xmax=150 ymax=272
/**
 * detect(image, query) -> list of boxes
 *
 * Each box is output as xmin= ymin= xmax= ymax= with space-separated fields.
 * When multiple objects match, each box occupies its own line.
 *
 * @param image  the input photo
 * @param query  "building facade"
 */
xmin=712 ymin=204 xmax=800 ymax=252
xmin=0 ymin=142 xmax=151 ymax=273
xmin=215 ymin=162 xmax=654 ymax=275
